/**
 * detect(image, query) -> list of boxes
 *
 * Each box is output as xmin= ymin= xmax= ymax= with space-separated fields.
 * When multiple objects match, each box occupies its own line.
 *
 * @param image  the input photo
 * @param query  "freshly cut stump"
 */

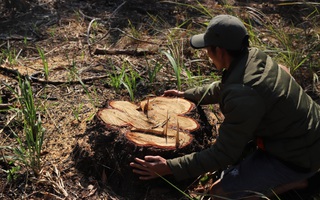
xmin=98 ymin=97 xmax=199 ymax=149
xmin=73 ymin=96 xmax=213 ymax=199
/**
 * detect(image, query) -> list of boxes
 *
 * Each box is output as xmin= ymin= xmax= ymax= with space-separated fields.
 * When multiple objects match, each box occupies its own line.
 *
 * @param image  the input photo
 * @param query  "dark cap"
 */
xmin=190 ymin=15 xmax=248 ymax=50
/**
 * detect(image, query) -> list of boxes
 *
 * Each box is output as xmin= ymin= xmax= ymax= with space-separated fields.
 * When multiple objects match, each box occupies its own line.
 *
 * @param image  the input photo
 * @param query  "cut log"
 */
xmin=73 ymin=96 xmax=215 ymax=199
xmin=97 ymin=97 xmax=200 ymax=149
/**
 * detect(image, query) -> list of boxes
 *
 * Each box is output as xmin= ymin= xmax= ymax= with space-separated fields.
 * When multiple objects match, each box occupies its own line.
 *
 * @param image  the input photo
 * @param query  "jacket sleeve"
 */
xmin=167 ymin=85 xmax=266 ymax=181
xmin=183 ymin=81 xmax=221 ymax=105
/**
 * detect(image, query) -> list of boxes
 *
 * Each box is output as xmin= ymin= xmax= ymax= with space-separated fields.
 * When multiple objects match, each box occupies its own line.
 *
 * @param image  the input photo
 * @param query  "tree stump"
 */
xmin=98 ymin=96 xmax=200 ymax=149
xmin=73 ymin=97 xmax=214 ymax=199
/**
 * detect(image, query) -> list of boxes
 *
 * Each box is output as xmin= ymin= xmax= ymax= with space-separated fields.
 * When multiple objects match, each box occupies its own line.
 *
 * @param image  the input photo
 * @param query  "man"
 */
xmin=130 ymin=15 xmax=320 ymax=199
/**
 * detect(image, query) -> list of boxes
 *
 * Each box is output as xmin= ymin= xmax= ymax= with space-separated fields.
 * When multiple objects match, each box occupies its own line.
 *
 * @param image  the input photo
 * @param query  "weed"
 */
xmin=48 ymin=27 xmax=56 ymax=37
xmin=5 ymin=77 xmax=45 ymax=178
xmin=76 ymin=75 xmax=98 ymax=109
xmin=6 ymin=163 xmax=21 ymax=182
xmin=37 ymin=47 xmax=49 ymax=81
xmin=128 ymin=19 xmax=140 ymax=39
xmin=2 ymin=47 xmax=17 ymax=65
xmin=163 ymin=1 xmax=213 ymax=18
xmin=121 ymin=62 xmax=141 ymax=101
xmin=245 ymin=7 xmax=319 ymax=74
xmin=67 ymin=59 xmax=78 ymax=81
xmin=109 ymin=64 xmax=125 ymax=91
xmin=162 ymin=50 xmax=182 ymax=90
xmin=23 ymin=37 xmax=28 ymax=46
xmin=73 ymin=103 xmax=83 ymax=121
xmin=145 ymin=56 xmax=163 ymax=84
xmin=162 ymin=33 xmax=187 ymax=90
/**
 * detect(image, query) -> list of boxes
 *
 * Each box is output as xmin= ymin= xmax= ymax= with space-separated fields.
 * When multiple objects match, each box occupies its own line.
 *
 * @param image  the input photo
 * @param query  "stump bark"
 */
xmin=73 ymin=97 xmax=214 ymax=199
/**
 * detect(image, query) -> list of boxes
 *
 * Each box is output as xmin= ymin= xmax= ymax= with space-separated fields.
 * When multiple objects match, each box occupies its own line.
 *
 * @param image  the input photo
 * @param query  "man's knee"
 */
xmin=209 ymin=179 xmax=228 ymax=199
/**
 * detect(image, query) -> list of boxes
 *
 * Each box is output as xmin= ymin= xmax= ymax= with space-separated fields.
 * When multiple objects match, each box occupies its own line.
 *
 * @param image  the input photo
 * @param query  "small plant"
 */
xmin=5 ymin=77 xmax=45 ymax=178
xmin=23 ymin=37 xmax=28 ymax=46
xmin=76 ymin=75 xmax=98 ymax=109
xmin=145 ymin=56 xmax=163 ymax=84
xmin=37 ymin=47 xmax=49 ymax=81
xmin=164 ymin=1 xmax=213 ymax=18
xmin=109 ymin=64 xmax=125 ymax=91
xmin=121 ymin=63 xmax=141 ymax=101
xmin=73 ymin=103 xmax=83 ymax=121
xmin=67 ymin=59 xmax=78 ymax=81
xmin=245 ymin=7 xmax=319 ymax=74
xmin=6 ymin=162 xmax=21 ymax=182
xmin=162 ymin=27 xmax=191 ymax=91
xmin=2 ymin=48 xmax=17 ymax=65
xmin=128 ymin=19 xmax=140 ymax=39
xmin=48 ymin=27 xmax=56 ymax=37
xmin=162 ymin=48 xmax=182 ymax=90
xmin=17 ymin=77 xmax=44 ymax=177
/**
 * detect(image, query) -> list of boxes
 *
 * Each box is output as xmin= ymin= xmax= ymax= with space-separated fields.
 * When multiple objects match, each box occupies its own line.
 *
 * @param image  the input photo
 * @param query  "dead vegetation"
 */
xmin=0 ymin=0 xmax=320 ymax=199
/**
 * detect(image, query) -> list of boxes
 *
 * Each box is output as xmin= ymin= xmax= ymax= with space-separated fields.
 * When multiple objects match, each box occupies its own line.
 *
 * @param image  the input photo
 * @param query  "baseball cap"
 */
xmin=190 ymin=15 xmax=248 ymax=50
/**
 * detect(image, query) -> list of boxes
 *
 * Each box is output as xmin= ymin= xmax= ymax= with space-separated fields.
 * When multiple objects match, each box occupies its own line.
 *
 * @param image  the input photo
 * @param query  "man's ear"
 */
xmin=216 ymin=47 xmax=225 ymax=57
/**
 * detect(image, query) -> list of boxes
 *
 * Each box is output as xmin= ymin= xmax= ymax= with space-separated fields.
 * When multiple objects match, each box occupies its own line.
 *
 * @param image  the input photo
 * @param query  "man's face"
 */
xmin=206 ymin=47 xmax=223 ymax=71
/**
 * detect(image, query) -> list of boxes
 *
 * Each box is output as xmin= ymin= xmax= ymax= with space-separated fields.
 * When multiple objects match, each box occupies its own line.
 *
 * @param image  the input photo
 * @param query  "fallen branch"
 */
xmin=29 ymin=74 xmax=109 ymax=85
xmin=0 ymin=34 xmax=35 ymax=41
xmin=0 ymin=65 xmax=108 ymax=85
xmin=93 ymin=48 xmax=156 ymax=56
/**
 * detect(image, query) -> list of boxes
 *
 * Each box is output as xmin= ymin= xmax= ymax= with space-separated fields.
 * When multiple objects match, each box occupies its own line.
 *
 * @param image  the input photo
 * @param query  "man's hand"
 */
xmin=163 ymin=90 xmax=184 ymax=97
xmin=130 ymin=156 xmax=172 ymax=180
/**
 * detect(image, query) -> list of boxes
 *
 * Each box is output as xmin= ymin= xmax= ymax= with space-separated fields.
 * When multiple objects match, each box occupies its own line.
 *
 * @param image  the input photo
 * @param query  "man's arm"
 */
xmin=184 ymin=81 xmax=221 ymax=105
xmin=167 ymin=85 xmax=266 ymax=181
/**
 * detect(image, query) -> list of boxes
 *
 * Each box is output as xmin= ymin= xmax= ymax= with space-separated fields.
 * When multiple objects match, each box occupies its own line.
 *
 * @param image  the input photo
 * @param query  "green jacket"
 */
xmin=167 ymin=47 xmax=320 ymax=181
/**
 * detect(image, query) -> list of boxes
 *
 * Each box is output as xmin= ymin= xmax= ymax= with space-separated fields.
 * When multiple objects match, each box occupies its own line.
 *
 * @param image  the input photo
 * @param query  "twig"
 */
xmin=86 ymin=1 xmax=127 ymax=54
xmin=176 ymin=119 xmax=179 ymax=148
xmin=151 ymin=117 xmax=171 ymax=129
xmin=0 ymin=42 xmax=6 ymax=48
xmin=87 ymin=18 xmax=101 ymax=53
xmin=29 ymin=74 xmax=109 ymax=85
xmin=15 ymin=49 xmax=23 ymax=60
xmin=0 ymin=103 xmax=13 ymax=109
xmin=143 ymin=97 xmax=150 ymax=118
xmin=78 ymin=10 xmax=98 ymax=21
xmin=93 ymin=48 xmax=157 ymax=56
xmin=165 ymin=110 xmax=169 ymax=143
xmin=0 ymin=34 xmax=35 ymax=41
xmin=112 ymin=27 xmax=160 ymax=45
xmin=0 ymin=150 xmax=8 ymax=169
xmin=0 ymin=113 xmax=17 ymax=135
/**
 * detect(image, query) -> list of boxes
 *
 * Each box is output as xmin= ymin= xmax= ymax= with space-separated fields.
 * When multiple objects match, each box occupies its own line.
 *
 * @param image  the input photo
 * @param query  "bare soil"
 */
xmin=0 ymin=0 xmax=320 ymax=199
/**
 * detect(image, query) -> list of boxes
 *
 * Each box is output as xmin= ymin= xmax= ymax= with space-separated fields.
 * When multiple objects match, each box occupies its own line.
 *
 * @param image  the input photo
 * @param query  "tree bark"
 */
xmin=73 ymin=96 xmax=214 ymax=199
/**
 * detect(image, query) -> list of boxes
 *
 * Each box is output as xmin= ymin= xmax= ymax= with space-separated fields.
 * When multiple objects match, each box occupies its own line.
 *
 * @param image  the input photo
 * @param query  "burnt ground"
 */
xmin=0 ymin=0 xmax=320 ymax=199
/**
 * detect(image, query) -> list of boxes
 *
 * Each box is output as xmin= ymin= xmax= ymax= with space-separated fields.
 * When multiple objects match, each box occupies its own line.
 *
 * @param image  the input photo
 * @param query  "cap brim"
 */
xmin=190 ymin=34 xmax=206 ymax=49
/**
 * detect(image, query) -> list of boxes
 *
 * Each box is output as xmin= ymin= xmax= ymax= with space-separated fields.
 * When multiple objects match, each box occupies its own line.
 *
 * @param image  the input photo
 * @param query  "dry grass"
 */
xmin=0 ymin=0 xmax=319 ymax=199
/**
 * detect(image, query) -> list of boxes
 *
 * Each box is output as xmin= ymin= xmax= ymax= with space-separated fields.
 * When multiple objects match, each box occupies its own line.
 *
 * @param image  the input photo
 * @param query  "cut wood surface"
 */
xmin=98 ymin=96 xmax=199 ymax=149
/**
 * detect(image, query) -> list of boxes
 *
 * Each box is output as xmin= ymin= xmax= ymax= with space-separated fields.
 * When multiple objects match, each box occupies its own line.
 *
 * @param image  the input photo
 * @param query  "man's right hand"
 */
xmin=130 ymin=156 xmax=172 ymax=180
xmin=163 ymin=90 xmax=184 ymax=97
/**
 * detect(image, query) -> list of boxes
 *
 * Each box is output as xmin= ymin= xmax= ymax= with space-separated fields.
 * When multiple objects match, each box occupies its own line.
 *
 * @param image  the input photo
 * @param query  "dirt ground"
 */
xmin=0 ymin=0 xmax=320 ymax=199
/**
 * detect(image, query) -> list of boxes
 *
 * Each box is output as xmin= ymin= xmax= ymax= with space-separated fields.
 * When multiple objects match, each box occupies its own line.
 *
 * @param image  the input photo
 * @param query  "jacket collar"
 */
xmin=222 ymin=48 xmax=250 ymax=84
